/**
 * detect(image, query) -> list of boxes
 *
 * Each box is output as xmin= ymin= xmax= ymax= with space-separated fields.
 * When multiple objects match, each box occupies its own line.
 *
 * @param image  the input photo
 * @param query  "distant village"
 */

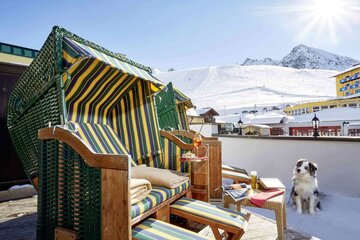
xmin=187 ymin=64 xmax=360 ymax=137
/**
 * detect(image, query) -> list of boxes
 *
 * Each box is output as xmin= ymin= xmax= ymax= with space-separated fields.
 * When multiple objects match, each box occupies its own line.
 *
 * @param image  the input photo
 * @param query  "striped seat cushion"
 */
xmin=131 ymin=180 xmax=190 ymax=219
xmin=132 ymin=218 xmax=210 ymax=240
xmin=171 ymin=197 xmax=248 ymax=229
xmin=66 ymin=121 xmax=137 ymax=166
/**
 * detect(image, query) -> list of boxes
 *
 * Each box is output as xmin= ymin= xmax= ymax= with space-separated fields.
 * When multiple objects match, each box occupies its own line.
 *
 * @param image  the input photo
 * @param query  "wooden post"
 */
xmin=101 ymin=167 xmax=130 ymax=240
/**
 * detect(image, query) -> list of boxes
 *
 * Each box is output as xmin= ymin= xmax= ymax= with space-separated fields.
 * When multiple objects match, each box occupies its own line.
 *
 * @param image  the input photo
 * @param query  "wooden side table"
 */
xmin=180 ymin=156 xmax=209 ymax=202
xmin=224 ymin=188 xmax=287 ymax=240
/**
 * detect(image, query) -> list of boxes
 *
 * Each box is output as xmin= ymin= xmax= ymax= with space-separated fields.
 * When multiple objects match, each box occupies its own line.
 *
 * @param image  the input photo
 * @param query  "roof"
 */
xmin=246 ymin=112 xmax=293 ymax=125
xmin=289 ymin=107 xmax=360 ymax=123
xmin=0 ymin=42 xmax=39 ymax=58
xmin=331 ymin=64 xmax=360 ymax=77
xmin=197 ymin=107 xmax=219 ymax=116
xmin=242 ymin=124 xmax=272 ymax=129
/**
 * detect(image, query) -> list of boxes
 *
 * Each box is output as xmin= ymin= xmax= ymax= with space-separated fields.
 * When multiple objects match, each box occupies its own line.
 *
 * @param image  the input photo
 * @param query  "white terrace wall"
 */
xmin=217 ymin=135 xmax=360 ymax=197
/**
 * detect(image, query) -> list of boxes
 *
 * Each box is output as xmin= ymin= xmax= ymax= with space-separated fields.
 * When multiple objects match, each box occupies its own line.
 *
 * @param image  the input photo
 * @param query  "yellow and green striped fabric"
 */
xmin=171 ymin=197 xmax=248 ymax=229
xmin=131 ymin=180 xmax=189 ymax=219
xmin=132 ymin=218 xmax=210 ymax=240
xmin=66 ymin=122 xmax=137 ymax=166
xmin=162 ymin=137 xmax=190 ymax=173
xmin=62 ymin=37 xmax=162 ymax=88
xmin=111 ymin=80 xmax=163 ymax=167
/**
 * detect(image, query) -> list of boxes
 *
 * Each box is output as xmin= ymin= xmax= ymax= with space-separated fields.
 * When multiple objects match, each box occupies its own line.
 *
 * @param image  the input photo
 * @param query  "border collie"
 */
xmin=290 ymin=159 xmax=321 ymax=215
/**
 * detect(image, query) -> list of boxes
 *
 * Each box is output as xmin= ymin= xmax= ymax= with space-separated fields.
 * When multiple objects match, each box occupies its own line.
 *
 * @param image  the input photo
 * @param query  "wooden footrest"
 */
xmin=170 ymin=197 xmax=250 ymax=240
xmin=132 ymin=218 xmax=210 ymax=240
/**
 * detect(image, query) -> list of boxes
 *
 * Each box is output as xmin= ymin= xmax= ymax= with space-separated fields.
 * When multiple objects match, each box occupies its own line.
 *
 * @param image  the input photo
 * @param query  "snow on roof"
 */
xmin=186 ymin=108 xmax=200 ymax=117
xmin=332 ymin=64 xmax=360 ymax=77
xmin=289 ymin=107 xmax=360 ymax=123
xmin=242 ymin=124 xmax=272 ymax=129
xmin=246 ymin=112 xmax=294 ymax=125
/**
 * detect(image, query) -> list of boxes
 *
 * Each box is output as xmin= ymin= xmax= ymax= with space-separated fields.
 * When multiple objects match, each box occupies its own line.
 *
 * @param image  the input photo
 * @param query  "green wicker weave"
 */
xmin=7 ymin=26 xmax=164 ymax=240
xmin=7 ymin=26 xmax=154 ymax=182
xmin=155 ymin=82 xmax=193 ymax=131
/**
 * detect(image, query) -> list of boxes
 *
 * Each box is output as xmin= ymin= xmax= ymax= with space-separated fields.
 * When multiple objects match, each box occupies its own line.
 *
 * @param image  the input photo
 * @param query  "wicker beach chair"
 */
xmin=7 ymin=26 xmax=197 ymax=239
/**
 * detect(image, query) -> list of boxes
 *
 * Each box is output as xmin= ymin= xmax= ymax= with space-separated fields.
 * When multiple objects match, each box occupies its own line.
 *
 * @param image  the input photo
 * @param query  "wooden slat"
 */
xmin=101 ymin=169 xmax=130 ymax=240
xmin=159 ymin=130 xmax=194 ymax=151
xmin=54 ymin=227 xmax=77 ymax=240
xmin=38 ymin=127 xmax=129 ymax=170
xmin=31 ymin=177 xmax=38 ymax=190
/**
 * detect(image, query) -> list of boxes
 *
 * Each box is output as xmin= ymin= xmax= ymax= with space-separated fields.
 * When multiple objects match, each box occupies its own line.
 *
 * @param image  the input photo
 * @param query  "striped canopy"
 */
xmin=61 ymin=37 xmax=165 ymax=167
xmin=62 ymin=37 xmax=164 ymax=92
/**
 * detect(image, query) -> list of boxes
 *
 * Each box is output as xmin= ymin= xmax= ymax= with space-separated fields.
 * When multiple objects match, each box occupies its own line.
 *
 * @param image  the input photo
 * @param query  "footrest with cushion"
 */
xmin=132 ymin=218 xmax=210 ymax=240
xmin=170 ymin=197 xmax=250 ymax=240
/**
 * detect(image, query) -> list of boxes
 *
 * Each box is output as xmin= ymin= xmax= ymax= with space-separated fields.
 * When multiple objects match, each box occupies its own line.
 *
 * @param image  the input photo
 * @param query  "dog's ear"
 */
xmin=296 ymin=159 xmax=305 ymax=167
xmin=309 ymin=162 xmax=318 ymax=176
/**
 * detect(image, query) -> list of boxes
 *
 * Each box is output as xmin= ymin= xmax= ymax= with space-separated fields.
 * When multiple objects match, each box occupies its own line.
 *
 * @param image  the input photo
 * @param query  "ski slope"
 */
xmin=154 ymin=65 xmax=338 ymax=111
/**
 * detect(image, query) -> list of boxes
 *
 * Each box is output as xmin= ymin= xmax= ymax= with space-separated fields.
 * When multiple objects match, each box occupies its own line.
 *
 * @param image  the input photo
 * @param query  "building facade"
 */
xmin=0 ymin=42 xmax=38 ymax=190
xmin=334 ymin=64 xmax=360 ymax=97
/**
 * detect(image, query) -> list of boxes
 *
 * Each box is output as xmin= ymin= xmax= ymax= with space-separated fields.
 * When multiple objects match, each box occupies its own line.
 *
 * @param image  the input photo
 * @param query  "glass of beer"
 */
xmin=193 ymin=133 xmax=202 ymax=156
xmin=250 ymin=171 xmax=257 ymax=190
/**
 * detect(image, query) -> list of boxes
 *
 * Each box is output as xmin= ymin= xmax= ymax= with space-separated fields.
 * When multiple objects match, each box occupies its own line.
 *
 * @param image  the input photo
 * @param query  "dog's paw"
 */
xmin=297 ymin=209 xmax=302 ymax=214
xmin=309 ymin=209 xmax=315 ymax=215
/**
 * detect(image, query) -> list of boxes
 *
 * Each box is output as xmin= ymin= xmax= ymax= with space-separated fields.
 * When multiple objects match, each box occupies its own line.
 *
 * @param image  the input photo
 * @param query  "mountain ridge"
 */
xmin=241 ymin=44 xmax=359 ymax=71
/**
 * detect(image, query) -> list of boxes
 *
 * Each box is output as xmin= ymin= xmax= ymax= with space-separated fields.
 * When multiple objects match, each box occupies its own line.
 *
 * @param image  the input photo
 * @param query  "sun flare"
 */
xmin=259 ymin=0 xmax=360 ymax=43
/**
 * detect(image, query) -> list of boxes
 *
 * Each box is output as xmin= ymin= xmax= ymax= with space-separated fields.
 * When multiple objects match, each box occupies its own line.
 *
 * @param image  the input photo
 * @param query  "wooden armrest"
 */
xmin=160 ymin=130 xmax=193 ymax=151
xmin=38 ymin=127 xmax=129 ymax=170
xmin=188 ymin=130 xmax=218 ymax=140
xmin=169 ymin=130 xmax=196 ymax=140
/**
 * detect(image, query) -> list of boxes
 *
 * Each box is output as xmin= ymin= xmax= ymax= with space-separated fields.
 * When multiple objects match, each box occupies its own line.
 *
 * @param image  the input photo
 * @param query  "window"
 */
xmin=345 ymin=92 xmax=351 ymax=96
xmin=13 ymin=47 xmax=22 ymax=55
xmin=302 ymin=108 xmax=306 ymax=114
xmin=313 ymin=106 xmax=320 ymax=112
xmin=1 ymin=44 xmax=11 ymax=53
xmin=24 ymin=49 xmax=33 ymax=57
xmin=330 ymin=105 xmax=337 ymax=108
xmin=320 ymin=106 xmax=328 ymax=110
xmin=355 ymin=89 xmax=360 ymax=94
xmin=349 ymin=103 xmax=357 ymax=108
xmin=306 ymin=108 xmax=310 ymax=113
xmin=341 ymin=104 xmax=347 ymax=107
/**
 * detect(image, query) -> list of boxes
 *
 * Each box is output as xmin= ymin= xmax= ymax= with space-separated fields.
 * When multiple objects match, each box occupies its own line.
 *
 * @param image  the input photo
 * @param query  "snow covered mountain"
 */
xmin=242 ymin=44 xmax=359 ymax=71
xmin=154 ymin=65 xmax=338 ymax=113
xmin=242 ymin=57 xmax=280 ymax=66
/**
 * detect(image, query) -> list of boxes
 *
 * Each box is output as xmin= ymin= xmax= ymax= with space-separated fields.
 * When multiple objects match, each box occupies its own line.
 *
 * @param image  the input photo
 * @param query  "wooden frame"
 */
xmin=168 ymin=130 xmax=223 ymax=199
xmin=171 ymin=207 xmax=250 ymax=240
xmin=38 ymin=127 xmax=193 ymax=240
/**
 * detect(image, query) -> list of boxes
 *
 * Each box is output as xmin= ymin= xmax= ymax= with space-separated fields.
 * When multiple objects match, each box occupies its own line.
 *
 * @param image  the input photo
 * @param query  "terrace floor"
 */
xmin=0 ymin=195 xmax=313 ymax=240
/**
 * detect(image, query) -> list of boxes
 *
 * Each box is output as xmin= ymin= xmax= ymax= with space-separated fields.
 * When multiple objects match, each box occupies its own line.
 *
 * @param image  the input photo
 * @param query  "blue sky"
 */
xmin=1 ymin=0 xmax=360 ymax=70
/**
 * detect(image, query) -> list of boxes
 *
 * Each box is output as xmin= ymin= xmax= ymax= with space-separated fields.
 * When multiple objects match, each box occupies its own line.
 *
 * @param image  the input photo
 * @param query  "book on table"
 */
xmin=224 ymin=188 xmax=250 ymax=202
xmin=258 ymin=178 xmax=285 ymax=190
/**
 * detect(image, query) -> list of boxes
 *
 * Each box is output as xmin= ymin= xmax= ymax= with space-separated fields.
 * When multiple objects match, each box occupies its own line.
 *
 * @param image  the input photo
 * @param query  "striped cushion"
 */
xmin=171 ymin=197 xmax=248 ymax=229
xmin=132 ymin=218 xmax=210 ymax=240
xmin=131 ymin=180 xmax=190 ymax=219
xmin=162 ymin=137 xmax=190 ymax=173
xmin=67 ymin=122 xmax=137 ymax=166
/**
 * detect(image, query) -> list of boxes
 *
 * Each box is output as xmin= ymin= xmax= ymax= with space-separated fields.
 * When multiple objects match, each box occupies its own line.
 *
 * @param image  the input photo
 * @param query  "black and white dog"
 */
xmin=289 ymin=159 xmax=321 ymax=215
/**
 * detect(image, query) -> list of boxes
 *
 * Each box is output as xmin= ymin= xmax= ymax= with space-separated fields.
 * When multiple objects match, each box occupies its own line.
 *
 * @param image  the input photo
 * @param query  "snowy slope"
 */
xmin=242 ymin=44 xmax=359 ymax=71
xmin=154 ymin=65 xmax=338 ymax=111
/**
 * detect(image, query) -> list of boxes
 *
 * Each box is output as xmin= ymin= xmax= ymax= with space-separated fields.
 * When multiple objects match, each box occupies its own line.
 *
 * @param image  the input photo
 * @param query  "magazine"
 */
xmin=258 ymin=178 xmax=285 ymax=190
xmin=225 ymin=188 xmax=250 ymax=202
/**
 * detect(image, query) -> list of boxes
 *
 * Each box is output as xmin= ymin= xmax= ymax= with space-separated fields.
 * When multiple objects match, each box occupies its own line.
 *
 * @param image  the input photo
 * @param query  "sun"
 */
xmin=258 ymin=0 xmax=360 ymax=44
xmin=312 ymin=0 xmax=343 ymax=19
